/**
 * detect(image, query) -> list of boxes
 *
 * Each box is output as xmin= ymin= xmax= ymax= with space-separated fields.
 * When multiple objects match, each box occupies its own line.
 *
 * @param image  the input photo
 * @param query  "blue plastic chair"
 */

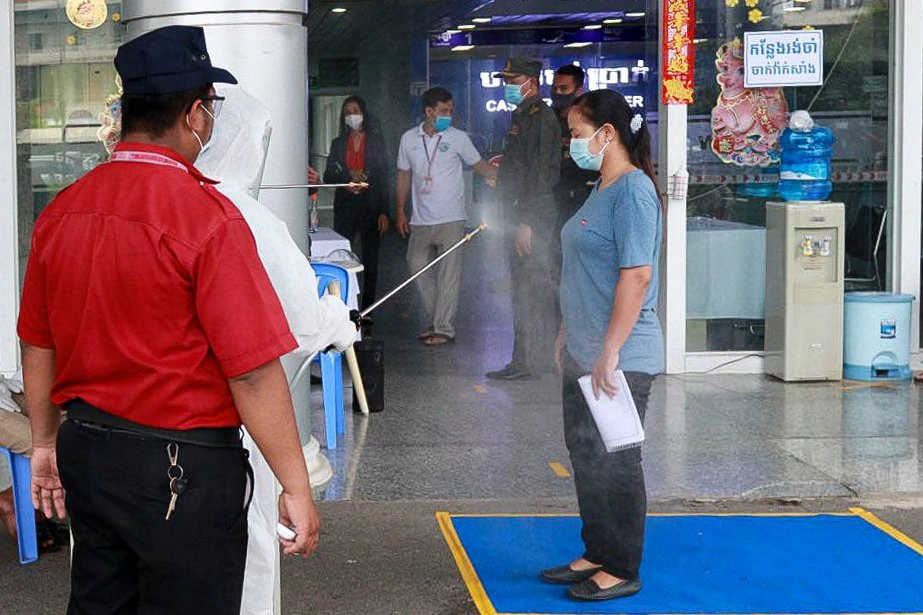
xmin=1 ymin=447 xmax=38 ymax=564
xmin=310 ymin=262 xmax=350 ymax=450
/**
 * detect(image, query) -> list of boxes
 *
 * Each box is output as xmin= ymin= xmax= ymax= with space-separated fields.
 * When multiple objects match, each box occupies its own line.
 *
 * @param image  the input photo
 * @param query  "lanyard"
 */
xmin=109 ymin=150 xmax=189 ymax=173
xmin=420 ymin=134 xmax=442 ymax=180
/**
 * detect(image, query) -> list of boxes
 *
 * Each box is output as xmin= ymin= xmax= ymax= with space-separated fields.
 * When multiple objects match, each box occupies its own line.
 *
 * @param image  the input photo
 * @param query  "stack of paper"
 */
xmin=577 ymin=371 xmax=645 ymax=452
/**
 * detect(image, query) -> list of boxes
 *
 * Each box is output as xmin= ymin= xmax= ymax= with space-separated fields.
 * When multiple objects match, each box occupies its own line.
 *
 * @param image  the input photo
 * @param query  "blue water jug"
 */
xmin=779 ymin=110 xmax=835 ymax=202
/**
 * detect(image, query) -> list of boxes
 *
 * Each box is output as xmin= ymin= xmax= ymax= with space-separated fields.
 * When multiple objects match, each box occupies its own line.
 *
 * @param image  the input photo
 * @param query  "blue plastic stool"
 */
xmin=1 ymin=447 xmax=38 ymax=564
xmin=310 ymin=263 xmax=351 ymax=450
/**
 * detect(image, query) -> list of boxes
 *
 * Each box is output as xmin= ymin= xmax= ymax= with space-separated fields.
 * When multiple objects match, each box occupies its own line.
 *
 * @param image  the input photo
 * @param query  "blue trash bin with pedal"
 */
xmin=843 ymin=292 xmax=915 ymax=381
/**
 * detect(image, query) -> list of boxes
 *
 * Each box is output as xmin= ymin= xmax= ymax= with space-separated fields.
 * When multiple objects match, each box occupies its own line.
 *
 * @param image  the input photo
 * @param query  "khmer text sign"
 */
xmin=744 ymin=31 xmax=823 ymax=88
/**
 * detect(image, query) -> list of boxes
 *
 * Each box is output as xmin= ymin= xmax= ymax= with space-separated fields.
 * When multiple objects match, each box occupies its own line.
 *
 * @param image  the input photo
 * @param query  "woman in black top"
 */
xmin=323 ymin=95 xmax=390 ymax=310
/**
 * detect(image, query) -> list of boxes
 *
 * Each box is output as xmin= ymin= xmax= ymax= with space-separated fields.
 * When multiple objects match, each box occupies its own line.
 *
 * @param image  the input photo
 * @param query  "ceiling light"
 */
xmin=603 ymin=18 xmax=623 ymax=24
xmin=693 ymin=38 xmax=708 ymax=44
xmin=331 ymin=7 xmax=347 ymax=13
xmin=794 ymin=0 xmax=813 ymax=3
xmin=625 ymin=12 xmax=646 ymax=17
xmin=445 ymin=29 xmax=461 ymax=34
xmin=458 ymin=24 xmax=476 ymax=30
xmin=583 ymin=24 xmax=602 ymax=30
xmin=451 ymin=45 xmax=476 ymax=51
xmin=563 ymin=42 xmax=592 ymax=48
xmin=784 ymin=5 xmax=806 ymax=11
xmin=472 ymin=17 xmax=492 ymax=23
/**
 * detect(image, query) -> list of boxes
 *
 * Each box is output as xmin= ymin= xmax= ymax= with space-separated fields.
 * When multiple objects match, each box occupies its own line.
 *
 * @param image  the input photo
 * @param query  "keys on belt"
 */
xmin=165 ymin=442 xmax=188 ymax=521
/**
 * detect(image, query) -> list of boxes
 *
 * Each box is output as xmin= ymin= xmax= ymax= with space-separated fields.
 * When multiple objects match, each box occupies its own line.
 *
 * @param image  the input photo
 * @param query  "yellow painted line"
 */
xmin=852 ymin=506 xmax=923 ymax=557
xmin=842 ymin=380 xmax=903 ymax=391
xmin=472 ymin=383 xmax=487 ymax=394
xmin=548 ymin=462 xmax=570 ymax=478
xmin=436 ymin=511 xmax=497 ymax=615
xmin=447 ymin=511 xmax=856 ymax=519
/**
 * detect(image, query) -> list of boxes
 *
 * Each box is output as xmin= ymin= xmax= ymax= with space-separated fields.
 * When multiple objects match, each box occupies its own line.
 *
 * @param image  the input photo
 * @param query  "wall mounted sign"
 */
xmin=743 ymin=30 xmax=824 ymax=88
xmin=66 ymin=0 xmax=108 ymax=30
xmin=662 ymin=0 xmax=695 ymax=104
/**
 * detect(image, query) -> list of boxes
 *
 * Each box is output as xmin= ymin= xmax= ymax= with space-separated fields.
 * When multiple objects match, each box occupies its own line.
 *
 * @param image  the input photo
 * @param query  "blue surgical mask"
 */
xmin=434 ymin=115 xmax=452 ymax=132
xmin=569 ymin=126 xmax=609 ymax=171
xmin=504 ymin=83 xmax=524 ymax=105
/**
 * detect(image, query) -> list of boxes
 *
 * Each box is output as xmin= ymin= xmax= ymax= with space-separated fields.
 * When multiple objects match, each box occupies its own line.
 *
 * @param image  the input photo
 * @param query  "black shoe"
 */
xmin=539 ymin=564 xmax=601 ymax=585
xmin=486 ymin=364 xmax=516 ymax=380
xmin=485 ymin=365 xmax=534 ymax=381
xmin=567 ymin=577 xmax=641 ymax=602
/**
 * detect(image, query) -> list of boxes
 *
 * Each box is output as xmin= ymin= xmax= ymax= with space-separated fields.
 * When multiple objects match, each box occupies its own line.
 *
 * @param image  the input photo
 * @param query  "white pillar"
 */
xmin=122 ymin=6 xmax=327 ymax=612
xmin=890 ymin=0 xmax=923 ymax=367
xmin=122 ymin=0 xmax=309 ymax=251
xmin=121 ymin=0 xmax=330 ymax=487
xmin=657 ymin=103 xmax=688 ymax=375
xmin=0 ymin=1 xmax=20 ymax=376
xmin=657 ymin=0 xmax=690 ymax=375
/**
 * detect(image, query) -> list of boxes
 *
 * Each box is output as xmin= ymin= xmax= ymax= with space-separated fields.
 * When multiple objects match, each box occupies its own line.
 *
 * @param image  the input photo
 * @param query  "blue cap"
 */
xmin=115 ymin=25 xmax=237 ymax=96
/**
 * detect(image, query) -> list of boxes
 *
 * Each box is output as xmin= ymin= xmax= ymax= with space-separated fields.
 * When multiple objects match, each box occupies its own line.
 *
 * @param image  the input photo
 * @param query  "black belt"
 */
xmin=65 ymin=399 xmax=242 ymax=449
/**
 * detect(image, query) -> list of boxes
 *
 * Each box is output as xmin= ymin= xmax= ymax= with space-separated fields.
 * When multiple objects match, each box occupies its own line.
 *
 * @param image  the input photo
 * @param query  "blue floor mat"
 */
xmin=438 ymin=510 xmax=923 ymax=615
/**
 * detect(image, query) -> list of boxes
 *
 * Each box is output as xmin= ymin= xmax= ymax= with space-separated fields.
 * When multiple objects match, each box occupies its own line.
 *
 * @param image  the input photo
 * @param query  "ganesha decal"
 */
xmin=711 ymin=38 xmax=788 ymax=167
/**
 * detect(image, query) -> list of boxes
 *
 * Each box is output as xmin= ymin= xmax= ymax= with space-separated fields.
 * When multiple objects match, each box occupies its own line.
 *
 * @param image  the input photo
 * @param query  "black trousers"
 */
xmin=56 ymin=419 xmax=252 ymax=615
xmin=508 ymin=227 xmax=559 ymax=375
xmin=562 ymin=353 xmax=654 ymax=580
xmin=334 ymin=205 xmax=381 ymax=310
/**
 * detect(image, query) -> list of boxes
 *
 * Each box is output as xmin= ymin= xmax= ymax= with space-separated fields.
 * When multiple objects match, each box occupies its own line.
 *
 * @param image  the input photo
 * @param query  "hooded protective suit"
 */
xmin=196 ymin=85 xmax=355 ymax=615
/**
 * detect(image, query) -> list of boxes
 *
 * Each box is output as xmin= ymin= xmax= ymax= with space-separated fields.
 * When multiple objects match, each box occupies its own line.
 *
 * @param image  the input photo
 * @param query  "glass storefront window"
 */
xmin=686 ymin=0 xmax=891 ymax=352
xmin=14 ymin=0 xmax=124 ymax=285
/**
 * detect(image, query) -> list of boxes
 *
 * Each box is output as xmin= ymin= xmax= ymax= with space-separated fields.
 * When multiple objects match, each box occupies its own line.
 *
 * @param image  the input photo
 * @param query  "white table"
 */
xmin=309 ymin=226 xmax=361 ymax=310
xmin=309 ymin=226 xmax=352 ymax=258
xmin=686 ymin=216 xmax=766 ymax=319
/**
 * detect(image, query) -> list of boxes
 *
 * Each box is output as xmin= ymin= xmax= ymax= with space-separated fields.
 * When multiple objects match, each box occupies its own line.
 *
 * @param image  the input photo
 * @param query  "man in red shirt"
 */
xmin=18 ymin=25 xmax=318 ymax=613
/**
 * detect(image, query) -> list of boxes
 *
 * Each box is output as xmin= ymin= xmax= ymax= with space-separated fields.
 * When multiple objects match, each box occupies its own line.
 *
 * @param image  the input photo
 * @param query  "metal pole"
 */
xmin=261 ymin=182 xmax=368 ymax=190
xmin=288 ymin=222 xmax=487 ymax=406
xmin=360 ymin=222 xmax=487 ymax=318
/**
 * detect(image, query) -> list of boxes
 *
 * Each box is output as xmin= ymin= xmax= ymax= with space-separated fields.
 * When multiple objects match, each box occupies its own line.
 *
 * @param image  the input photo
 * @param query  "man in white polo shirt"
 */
xmin=395 ymin=87 xmax=497 ymax=346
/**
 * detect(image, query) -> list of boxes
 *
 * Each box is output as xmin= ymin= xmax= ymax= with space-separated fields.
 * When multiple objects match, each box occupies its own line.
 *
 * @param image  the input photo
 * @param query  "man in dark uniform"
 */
xmin=487 ymin=57 xmax=562 ymax=381
xmin=18 ymin=26 xmax=318 ymax=613
xmin=551 ymin=64 xmax=598 ymax=228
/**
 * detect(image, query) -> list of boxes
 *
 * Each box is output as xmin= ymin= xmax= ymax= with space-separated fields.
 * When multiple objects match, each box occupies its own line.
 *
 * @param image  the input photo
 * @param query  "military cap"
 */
xmin=493 ymin=57 xmax=543 ymax=79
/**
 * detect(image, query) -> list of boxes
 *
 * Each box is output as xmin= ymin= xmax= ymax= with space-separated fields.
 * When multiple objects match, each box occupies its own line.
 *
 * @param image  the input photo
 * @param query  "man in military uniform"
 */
xmin=487 ymin=57 xmax=562 ymax=381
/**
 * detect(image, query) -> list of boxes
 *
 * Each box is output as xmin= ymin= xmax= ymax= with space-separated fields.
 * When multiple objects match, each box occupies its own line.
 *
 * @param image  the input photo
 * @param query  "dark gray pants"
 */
xmin=562 ymin=353 xmax=654 ymax=580
xmin=508 ymin=227 xmax=559 ymax=374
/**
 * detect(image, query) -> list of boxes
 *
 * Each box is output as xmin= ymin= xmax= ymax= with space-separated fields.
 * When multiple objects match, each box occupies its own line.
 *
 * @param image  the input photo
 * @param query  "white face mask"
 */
xmin=187 ymin=105 xmax=215 ymax=158
xmin=345 ymin=114 xmax=364 ymax=131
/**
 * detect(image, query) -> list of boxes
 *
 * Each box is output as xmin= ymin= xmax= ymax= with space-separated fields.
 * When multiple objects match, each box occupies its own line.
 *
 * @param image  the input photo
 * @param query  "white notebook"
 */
xmin=577 ymin=371 xmax=645 ymax=453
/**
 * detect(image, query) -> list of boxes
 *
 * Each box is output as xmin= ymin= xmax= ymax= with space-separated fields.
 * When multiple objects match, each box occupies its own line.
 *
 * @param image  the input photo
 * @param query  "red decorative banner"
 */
xmin=662 ymin=0 xmax=695 ymax=105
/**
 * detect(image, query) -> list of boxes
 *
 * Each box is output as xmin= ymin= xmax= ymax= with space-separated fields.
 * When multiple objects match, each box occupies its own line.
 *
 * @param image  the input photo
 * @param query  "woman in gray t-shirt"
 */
xmin=540 ymin=89 xmax=663 ymax=602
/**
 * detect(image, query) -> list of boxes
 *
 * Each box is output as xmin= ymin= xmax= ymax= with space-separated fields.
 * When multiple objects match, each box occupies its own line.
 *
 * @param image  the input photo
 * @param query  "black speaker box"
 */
xmin=352 ymin=339 xmax=384 ymax=413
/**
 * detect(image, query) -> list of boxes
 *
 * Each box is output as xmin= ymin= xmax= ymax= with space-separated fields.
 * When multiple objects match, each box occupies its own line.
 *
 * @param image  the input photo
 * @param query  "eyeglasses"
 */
xmin=198 ymin=95 xmax=225 ymax=118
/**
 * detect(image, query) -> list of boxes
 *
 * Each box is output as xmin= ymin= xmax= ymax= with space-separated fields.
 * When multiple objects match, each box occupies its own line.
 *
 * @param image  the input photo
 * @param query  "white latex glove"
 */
xmin=319 ymin=295 xmax=358 ymax=352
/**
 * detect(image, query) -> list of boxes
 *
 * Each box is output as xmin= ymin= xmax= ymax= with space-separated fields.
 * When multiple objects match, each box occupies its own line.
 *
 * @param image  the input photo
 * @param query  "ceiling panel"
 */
xmin=308 ymin=0 xmax=497 ymax=53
